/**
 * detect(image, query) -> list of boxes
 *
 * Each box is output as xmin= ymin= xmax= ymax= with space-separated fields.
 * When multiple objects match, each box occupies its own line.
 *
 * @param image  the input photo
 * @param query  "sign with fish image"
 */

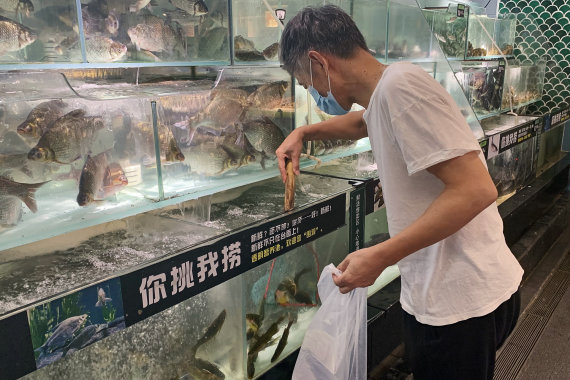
xmin=26 ymin=278 xmax=125 ymax=370
xmin=121 ymin=193 xmax=346 ymax=326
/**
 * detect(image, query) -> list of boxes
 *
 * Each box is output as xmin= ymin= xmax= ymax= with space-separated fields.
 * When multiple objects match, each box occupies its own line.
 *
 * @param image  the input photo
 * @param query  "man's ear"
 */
xmin=308 ymin=50 xmax=328 ymax=71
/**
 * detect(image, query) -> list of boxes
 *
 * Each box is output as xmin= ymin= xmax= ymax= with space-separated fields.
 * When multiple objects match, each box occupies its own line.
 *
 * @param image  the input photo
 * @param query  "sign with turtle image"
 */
xmin=27 ymin=278 xmax=125 ymax=369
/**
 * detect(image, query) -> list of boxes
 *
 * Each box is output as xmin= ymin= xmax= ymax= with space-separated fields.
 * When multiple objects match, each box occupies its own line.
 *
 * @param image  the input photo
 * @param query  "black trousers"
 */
xmin=403 ymin=290 xmax=520 ymax=380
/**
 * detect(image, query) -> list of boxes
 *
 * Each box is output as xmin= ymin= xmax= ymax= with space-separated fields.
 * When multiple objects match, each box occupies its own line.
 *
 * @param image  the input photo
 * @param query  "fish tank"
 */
xmin=387 ymin=0 xmax=432 ymax=61
xmin=352 ymin=0 xmax=388 ymax=60
xmin=231 ymin=0 xmax=352 ymax=65
xmin=155 ymin=66 xmax=296 ymax=200
xmin=537 ymin=124 xmax=566 ymax=176
xmin=0 ymin=0 xmax=231 ymax=65
xmin=0 ymin=70 xmax=163 ymax=251
xmin=482 ymin=115 xmax=538 ymax=203
xmin=501 ymin=62 xmax=545 ymax=110
xmin=23 ymin=277 xmax=245 ymax=380
xmin=0 ymin=0 xmax=81 ymax=64
xmin=422 ymin=4 xmax=468 ymax=59
xmin=455 ymin=61 xmax=504 ymax=117
xmin=0 ymin=164 xmax=355 ymax=379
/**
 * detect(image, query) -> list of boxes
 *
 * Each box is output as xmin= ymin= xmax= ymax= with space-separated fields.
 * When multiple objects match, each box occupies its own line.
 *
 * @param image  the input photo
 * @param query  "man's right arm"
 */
xmin=276 ymin=110 xmax=368 ymax=182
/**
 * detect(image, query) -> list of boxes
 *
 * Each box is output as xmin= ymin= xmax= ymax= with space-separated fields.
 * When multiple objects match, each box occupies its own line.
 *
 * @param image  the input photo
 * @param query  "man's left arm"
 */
xmin=333 ymin=151 xmax=498 ymax=294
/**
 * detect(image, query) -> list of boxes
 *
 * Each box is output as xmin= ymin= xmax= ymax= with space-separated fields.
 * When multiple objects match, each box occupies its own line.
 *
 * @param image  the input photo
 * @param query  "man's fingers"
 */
xmin=337 ymin=258 xmax=349 ymax=272
xmin=332 ymin=272 xmax=343 ymax=286
xmin=292 ymin=153 xmax=300 ymax=176
xmin=277 ymin=153 xmax=287 ymax=183
xmin=339 ymin=286 xmax=352 ymax=294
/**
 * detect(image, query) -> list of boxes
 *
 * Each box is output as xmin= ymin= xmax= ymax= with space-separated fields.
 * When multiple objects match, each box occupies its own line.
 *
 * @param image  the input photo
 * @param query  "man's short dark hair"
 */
xmin=280 ymin=5 xmax=368 ymax=75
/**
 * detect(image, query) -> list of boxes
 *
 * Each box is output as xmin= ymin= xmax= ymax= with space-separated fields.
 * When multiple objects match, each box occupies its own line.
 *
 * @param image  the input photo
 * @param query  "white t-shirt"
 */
xmin=363 ymin=62 xmax=523 ymax=326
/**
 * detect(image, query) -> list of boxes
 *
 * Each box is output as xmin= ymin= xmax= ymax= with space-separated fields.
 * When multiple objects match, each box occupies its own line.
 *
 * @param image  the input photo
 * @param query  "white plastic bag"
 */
xmin=292 ymin=264 xmax=367 ymax=380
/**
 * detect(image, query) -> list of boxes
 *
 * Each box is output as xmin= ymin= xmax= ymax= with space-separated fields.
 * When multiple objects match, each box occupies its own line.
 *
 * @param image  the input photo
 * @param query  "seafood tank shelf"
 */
xmin=0 ymin=0 xmax=231 ymax=65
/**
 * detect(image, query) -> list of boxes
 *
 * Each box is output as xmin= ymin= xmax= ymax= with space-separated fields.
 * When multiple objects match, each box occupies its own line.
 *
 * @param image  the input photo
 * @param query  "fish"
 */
xmin=192 ymin=358 xmax=225 ymax=379
xmin=17 ymin=100 xmax=66 ymax=138
xmin=247 ymin=81 xmax=289 ymax=108
xmin=131 ymin=122 xmax=184 ymax=166
xmin=191 ymin=309 xmax=226 ymax=354
xmin=0 ymin=196 xmax=22 ymax=226
xmin=27 ymin=109 xmax=105 ymax=165
xmin=95 ymin=287 xmax=112 ymax=307
xmin=270 ymin=315 xmax=295 ymax=363
xmin=234 ymin=35 xmax=255 ymax=51
xmin=198 ymin=26 xmax=227 ymax=58
xmin=169 ymin=0 xmax=208 ymax=16
xmin=235 ymin=49 xmax=265 ymax=62
xmin=191 ymin=96 xmax=245 ymax=134
xmin=0 ymin=0 xmax=33 ymax=16
xmin=0 ymin=176 xmax=47 ymax=213
xmin=182 ymin=142 xmax=238 ymax=176
xmin=127 ymin=15 xmax=185 ymax=55
xmin=275 ymin=268 xmax=312 ymax=306
xmin=248 ymin=314 xmax=286 ymax=357
xmin=84 ymin=37 xmax=127 ymax=62
xmin=241 ymin=117 xmax=285 ymax=159
xmin=0 ymin=15 xmax=36 ymax=55
xmin=262 ymin=42 xmax=279 ymax=60
xmin=446 ymin=16 xmax=457 ymax=23
xmin=81 ymin=6 xmax=119 ymax=36
xmin=77 ymin=153 xmax=128 ymax=206
xmin=210 ymin=88 xmax=249 ymax=106
xmin=37 ymin=314 xmax=88 ymax=355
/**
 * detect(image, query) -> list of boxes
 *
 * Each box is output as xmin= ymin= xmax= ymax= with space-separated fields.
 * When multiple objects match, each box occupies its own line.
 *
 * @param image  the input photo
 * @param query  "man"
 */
xmin=276 ymin=5 xmax=522 ymax=380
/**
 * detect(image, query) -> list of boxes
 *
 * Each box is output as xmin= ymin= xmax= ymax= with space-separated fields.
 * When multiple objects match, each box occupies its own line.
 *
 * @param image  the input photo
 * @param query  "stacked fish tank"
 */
xmin=482 ymin=115 xmax=539 ymax=202
xmin=422 ymin=3 xmax=468 ymax=59
xmin=455 ymin=61 xmax=504 ymax=117
xmin=501 ymin=61 xmax=546 ymax=110
xmin=0 ymin=0 xmax=231 ymax=64
xmin=466 ymin=11 xmax=515 ymax=59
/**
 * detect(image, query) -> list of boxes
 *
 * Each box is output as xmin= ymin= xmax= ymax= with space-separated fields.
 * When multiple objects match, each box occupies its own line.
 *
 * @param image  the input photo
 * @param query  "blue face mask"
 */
xmin=308 ymin=59 xmax=349 ymax=116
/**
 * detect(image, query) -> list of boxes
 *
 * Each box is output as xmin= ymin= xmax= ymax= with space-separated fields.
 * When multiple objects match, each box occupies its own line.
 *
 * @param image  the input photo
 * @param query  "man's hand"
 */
xmin=332 ymin=246 xmax=386 ymax=294
xmin=276 ymin=128 xmax=304 ymax=183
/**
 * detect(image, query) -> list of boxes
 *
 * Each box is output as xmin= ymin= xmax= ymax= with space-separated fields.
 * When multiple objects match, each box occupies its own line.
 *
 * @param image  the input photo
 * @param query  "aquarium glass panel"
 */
xmin=231 ymin=0 xmax=351 ymax=65
xmin=353 ymin=0 xmax=388 ymax=60
xmin=501 ymin=62 xmax=545 ymax=109
xmin=0 ymin=88 xmax=163 ymax=251
xmin=456 ymin=61 xmax=503 ymax=117
xmin=486 ymin=137 xmax=536 ymax=203
xmin=387 ymin=0 xmax=431 ymax=61
xmin=0 ymin=0 xmax=80 ymax=63
xmin=537 ymin=124 xmax=565 ymax=175
xmin=242 ymin=210 xmax=349 ymax=378
xmin=24 ymin=276 xmax=244 ymax=380
xmin=492 ymin=16 xmax=515 ymax=56
xmin=422 ymin=6 xmax=467 ymax=60
xmin=71 ymin=0 xmax=230 ymax=63
xmin=156 ymin=67 xmax=296 ymax=200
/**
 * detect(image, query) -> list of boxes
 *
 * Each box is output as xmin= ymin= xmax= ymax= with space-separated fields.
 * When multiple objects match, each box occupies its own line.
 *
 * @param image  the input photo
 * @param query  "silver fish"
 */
xmin=28 ymin=109 xmax=104 ymax=165
xmin=242 ymin=117 xmax=285 ymax=158
xmin=0 ymin=176 xmax=47 ymax=213
xmin=127 ymin=15 xmax=184 ymax=55
xmin=37 ymin=314 xmax=88 ymax=355
xmin=77 ymin=153 xmax=128 ymax=206
xmin=85 ymin=37 xmax=127 ymax=62
xmin=17 ymin=100 xmax=66 ymax=138
xmin=0 ymin=15 xmax=36 ymax=54
xmin=95 ymin=287 xmax=112 ymax=307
